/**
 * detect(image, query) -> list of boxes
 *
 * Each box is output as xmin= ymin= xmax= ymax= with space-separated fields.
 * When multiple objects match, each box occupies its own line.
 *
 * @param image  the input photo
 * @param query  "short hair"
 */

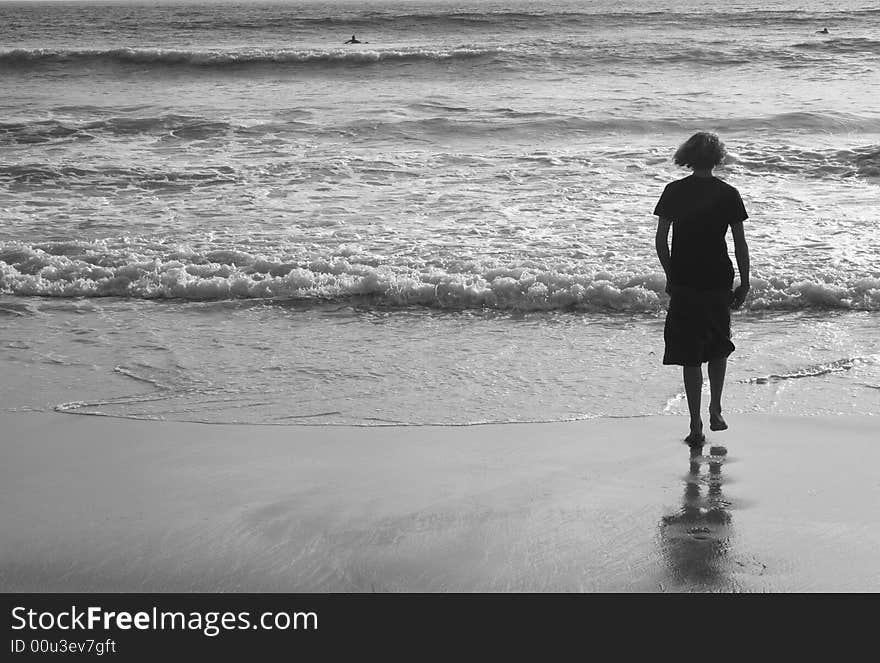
xmin=673 ymin=132 xmax=727 ymax=169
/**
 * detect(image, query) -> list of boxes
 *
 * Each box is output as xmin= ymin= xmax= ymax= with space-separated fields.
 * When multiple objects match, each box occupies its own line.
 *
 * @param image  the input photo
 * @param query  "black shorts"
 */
xmin=663 ymin=286 xmax=735 ymax=366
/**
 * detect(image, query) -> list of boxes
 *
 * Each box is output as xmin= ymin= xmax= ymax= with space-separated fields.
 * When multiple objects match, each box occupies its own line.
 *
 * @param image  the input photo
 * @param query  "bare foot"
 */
xmin=709 ymin=408 xmax=728 ymax=431
xmin=685 ymin=431 xmax=705 ymax=446
xmin=685 ymin=420 xmax=705 ymax=446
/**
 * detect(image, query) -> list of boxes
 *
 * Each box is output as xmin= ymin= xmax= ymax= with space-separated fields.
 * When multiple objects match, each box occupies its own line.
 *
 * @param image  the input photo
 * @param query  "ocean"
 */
xmin=1 ymin=0 xmax=878 ymax=425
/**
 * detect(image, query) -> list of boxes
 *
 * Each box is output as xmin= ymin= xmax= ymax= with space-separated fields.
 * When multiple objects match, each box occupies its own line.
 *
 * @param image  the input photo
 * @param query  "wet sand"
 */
xmin=1 ymin=412 xmax=878 ymax=592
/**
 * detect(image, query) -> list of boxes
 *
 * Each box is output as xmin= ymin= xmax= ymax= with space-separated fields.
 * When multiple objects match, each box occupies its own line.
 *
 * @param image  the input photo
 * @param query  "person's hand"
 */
xmin=730 ymin=283 xmax=750 ymax=309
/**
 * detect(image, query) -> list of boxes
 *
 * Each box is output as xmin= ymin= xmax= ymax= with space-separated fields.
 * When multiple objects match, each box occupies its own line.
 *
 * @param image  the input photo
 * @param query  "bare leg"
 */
xmin=683 ymin=365 xmax=704 ymax=443
xmin=708 ymin=357 xmax=728 ymax=431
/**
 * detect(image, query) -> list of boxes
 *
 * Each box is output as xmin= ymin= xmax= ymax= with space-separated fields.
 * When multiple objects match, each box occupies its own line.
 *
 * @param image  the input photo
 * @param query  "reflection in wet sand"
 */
xmin=659 ymin=445 xmax=733 ymax=590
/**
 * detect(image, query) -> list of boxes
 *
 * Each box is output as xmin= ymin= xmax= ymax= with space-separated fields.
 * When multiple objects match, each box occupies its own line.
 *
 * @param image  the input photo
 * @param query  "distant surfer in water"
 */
xmin=817 ymin=27 xmax=829 ymax=34
xmin=344 ymin=35 xmax=361 ymax=44
xmin=654 ymin=132 xmax=751 ymax=446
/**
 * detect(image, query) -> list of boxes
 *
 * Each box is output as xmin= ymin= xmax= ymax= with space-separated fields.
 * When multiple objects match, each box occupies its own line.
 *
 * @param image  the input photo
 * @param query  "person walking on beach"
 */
xmin=654 ymin=132 xmax=750 ymax=445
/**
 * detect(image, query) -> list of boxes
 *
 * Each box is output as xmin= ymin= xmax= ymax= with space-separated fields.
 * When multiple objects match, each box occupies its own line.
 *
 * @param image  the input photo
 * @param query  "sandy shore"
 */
xmin=1 ymin=412 xmax=878 ymax=592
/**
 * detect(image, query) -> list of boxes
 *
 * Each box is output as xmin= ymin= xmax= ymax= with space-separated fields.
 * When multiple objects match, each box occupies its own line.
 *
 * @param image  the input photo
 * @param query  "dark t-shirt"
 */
xmin=653 ymin=175 xmax=748 ymax=290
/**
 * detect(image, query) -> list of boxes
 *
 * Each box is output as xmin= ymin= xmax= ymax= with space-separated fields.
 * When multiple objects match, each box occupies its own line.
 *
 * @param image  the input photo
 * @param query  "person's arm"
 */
xmin=730 ymin=222 xmax=750 ymax=308
xmin=655 ymin=216 xmax=672 ymax=294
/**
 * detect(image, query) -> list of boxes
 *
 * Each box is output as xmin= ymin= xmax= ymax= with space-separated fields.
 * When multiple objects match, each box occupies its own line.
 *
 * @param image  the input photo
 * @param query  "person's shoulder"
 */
xmin=663 ymin=176 xmax=690 ymax=192
xmin=713 ymin=176 xmax=742 ymax=195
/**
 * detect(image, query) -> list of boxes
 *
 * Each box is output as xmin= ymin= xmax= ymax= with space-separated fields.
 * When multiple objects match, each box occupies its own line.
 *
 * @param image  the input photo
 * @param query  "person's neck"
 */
xmin=692 ymin=168 xmax=713 ymax=178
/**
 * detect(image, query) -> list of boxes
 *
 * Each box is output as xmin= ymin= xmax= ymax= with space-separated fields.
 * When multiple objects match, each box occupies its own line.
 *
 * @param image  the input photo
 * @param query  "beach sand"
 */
xmin=1 ymin=412 xmax=877 ymax=592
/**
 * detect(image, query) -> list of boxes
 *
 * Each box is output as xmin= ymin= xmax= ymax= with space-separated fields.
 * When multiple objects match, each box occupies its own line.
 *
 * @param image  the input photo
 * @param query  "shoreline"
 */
xmin=2 ymin=411 xmax=878 ymax=592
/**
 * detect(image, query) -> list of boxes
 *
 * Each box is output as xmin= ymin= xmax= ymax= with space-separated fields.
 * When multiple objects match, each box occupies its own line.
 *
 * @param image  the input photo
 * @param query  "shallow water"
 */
xmin=2 ymin=297 xmax=878 ymax=424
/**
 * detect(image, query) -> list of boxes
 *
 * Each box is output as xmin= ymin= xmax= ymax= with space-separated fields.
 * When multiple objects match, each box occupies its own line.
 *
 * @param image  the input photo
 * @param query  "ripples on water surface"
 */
xmin=2 ymin=299 xmax=878 ymax=424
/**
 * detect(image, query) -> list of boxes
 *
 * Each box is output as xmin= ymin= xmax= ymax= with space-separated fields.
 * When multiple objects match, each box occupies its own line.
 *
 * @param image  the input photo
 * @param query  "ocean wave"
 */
xmin=2 ymin=120 xmax=877 ymax=189
xmin=2 ymin=243 xmax=879 ymax=312
xmin=351 ymin=111 xmax=880 ymax=137
xmin=7 ymin=111 xmax=878 ymax=150
xmin=0 ymin=46 xmax=508 ymax=69
xmin=0 ymin=163 xmax=238 ymax=190
xmin=0 ymin=114 xmax=237 ymax=144
xmin=792 ymin=37 xmax=880 ymax=55
xmin=1 ymin=36 xmax=874 ymax=75
xmin=727 ymin=143 xmax=880 ymax=179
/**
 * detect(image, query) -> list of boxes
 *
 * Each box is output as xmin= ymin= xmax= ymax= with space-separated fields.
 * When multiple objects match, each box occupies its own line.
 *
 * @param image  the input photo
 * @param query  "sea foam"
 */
xmin=2 ymin=243 xmax=879 ymax=311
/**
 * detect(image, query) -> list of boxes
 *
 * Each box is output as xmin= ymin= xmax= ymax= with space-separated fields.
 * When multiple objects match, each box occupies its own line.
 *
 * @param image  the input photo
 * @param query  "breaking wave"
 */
xmin=0 ymin=46 xmax=507 ymax=69
xmin=2 ymin=243 xmax=879 ymax=311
